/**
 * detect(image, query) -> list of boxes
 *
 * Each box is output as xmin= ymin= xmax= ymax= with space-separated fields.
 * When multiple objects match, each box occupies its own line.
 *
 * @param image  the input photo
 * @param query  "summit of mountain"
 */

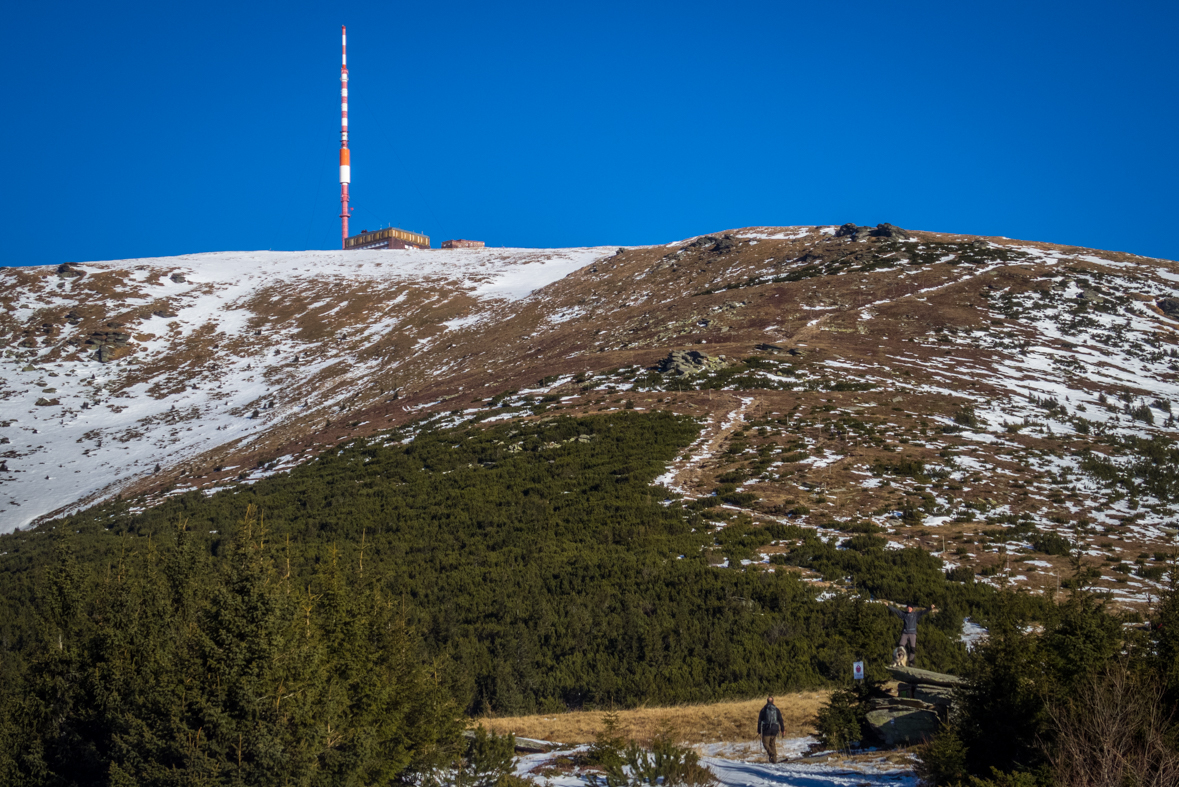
xmin=3 ymin=225 xmax=1178 ymax=607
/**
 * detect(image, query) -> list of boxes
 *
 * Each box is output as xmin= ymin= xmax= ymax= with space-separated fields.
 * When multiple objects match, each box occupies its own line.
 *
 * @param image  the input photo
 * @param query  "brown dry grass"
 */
xmin=474 ymin=691 xmax=829 ymax=746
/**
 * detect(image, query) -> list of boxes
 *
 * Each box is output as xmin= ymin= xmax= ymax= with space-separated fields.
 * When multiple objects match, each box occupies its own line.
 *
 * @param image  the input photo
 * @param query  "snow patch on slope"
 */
xmin=0 ymin=246 xmax=612 ymax=532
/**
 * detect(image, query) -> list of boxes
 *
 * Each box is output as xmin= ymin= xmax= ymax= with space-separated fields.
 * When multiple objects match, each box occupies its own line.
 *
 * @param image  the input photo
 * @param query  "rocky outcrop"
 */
xmin=865 ymin=707 xmax=939 ymax=747
xmin=688 ymin=234 xmax=737 ymax=254
xmin=84 ymin=330 xmax=131 ymax=363
xmin=886 ymin=665 xmax=965 ymax=689
xmin=1080 ymin=288 xmax=1109 ymax=305
xmin=863 ymin=666 xmax=963 ymax=747
xmin=870 ymin=223 xmax=911 ymax=240
xmin=835 ymin=223 xmax=910 ymax=241
xmin=655 ymin=350 xmax=727 ymax=377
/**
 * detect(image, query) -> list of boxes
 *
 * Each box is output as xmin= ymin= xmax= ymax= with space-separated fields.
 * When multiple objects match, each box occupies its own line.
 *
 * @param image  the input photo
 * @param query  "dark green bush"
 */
xmin=449 ymin=728 xmax=521 ymax=787
xmin=947 ymin=566 xmax=976 ymax=584
xmin=815 ymin=686 xmax=867 ymax=750
xmin=874 ymin=457 xmax=927 ymax=478
xmin=719 ymin=490 xmax=758 ymax=508
xmin=839 ymin=520 xmax=883 ymax=535
xmin=1138 ymin=564 xmax=1166 ymax=581
xmin=595 ymin=723 xmax=715 ymax=787
xmin=844 ymin=534 xmax=887 ymax=552
xmin=915 ymin=727 xmax=968 ymax=785
xmin=1030 ymin=532 xmax=1072 ymax=557
xmin=954 ymin=407 xmax=981 ymax=429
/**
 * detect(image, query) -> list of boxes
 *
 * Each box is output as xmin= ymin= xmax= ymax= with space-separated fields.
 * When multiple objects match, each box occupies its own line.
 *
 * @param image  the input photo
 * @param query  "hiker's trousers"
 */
xmin=761 ymin=734 xmax=778 ymax=763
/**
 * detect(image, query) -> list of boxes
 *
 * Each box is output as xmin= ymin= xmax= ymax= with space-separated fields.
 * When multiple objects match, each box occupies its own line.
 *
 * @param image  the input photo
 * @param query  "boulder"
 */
xmin=56 ymin=263 xmax=83 ymax=278
xmin=153 ymin=309 xmax=179 ymax=319
xmin=914 ymin=685 xmax=955 ymax=707
xmin=170 ymin=272 xmax=187 ymax=283
xmin=1080 ymin=288 xmax=1108 ymax=304
xmin=865 ymin=707 xmax=939 ymax=747
xmin=35 ymin=397 xmax=60 ymax=407
xmin=835 ymin=223 xmax=909 ymax=241
xmin=686 ymin=234 xmax=736 ymax=254
xmin=1158 ymin=298 xmax=1179 ymax=317
xmin=886 ymin=665 xmax=965 ymax=688
xmin=655 ymin=350 xmax=726 ymax=377
xmin=85 ymin=331 xmax=131 ymax=363
xmin=712 ymin=235 xmax=736 ymax=254
xmin=869 ymin=223 xmax=911 ymax=240
xmin=869 ymin=697 xmax=936 ymax=712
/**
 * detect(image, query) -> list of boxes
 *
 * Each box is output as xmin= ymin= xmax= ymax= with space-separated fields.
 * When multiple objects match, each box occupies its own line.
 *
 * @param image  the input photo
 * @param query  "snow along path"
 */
xmin=513 ymin=747 xmax=916 ymax=787
xmin=700 ymin=756 xmax=917 ymax=787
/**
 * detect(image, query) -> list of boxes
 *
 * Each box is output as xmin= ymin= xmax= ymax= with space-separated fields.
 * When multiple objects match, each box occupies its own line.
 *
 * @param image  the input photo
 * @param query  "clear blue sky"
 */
xmin=2 ymin=0 xmax=1177 ymax=265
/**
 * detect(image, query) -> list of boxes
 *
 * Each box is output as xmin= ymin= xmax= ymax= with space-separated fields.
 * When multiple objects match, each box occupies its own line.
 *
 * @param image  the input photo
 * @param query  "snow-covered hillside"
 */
xmin=0 ymin=246 xmax=612 ymax=531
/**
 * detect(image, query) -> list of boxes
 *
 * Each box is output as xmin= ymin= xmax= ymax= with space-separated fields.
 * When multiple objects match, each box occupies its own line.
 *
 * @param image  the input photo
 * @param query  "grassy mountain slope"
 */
xmin=4 ymin=224 xmax=1179 ymax=604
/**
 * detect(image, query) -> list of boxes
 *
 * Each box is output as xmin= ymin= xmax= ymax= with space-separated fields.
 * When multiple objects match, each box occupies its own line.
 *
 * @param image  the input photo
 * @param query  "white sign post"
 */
xmin=853 ymin=661 xmax=864 ymax=681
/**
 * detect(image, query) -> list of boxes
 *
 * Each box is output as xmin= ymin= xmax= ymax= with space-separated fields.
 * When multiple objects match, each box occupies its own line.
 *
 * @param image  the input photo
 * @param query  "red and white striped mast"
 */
xmin=339 ymin=25 xmax=351 ymax=248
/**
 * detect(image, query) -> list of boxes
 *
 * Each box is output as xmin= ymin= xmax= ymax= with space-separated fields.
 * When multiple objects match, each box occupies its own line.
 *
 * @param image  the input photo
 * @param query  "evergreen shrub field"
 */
xmin=0 ymin=411 xmax=1076 ymax=784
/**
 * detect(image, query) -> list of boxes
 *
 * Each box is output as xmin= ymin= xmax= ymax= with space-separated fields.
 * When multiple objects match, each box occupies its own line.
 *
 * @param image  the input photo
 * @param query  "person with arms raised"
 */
xmin=883 ymin=601 xmax=937 ymax=666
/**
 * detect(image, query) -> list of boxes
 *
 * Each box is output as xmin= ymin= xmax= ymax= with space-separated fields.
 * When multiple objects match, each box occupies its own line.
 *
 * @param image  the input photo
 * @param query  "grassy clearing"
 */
xmin=474 ymin=691 xmax=829 ymax=745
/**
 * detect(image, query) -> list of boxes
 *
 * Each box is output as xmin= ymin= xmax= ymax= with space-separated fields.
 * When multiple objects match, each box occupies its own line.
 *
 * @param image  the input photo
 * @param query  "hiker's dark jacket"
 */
xmin=889 ymin=606 xmax=931 ymax=633
xmin=757 ymin=702 xmax=782 ymax=735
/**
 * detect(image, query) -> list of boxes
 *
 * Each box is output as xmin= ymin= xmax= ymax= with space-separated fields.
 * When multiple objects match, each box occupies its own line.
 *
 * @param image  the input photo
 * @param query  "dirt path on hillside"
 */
xmin=656 ymin=394 xmax=757 ymax=499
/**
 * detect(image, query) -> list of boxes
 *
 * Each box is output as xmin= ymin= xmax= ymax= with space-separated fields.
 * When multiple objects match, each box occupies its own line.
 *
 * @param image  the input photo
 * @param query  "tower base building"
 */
xmin=345 ymin=228 xmax=431 ymax=250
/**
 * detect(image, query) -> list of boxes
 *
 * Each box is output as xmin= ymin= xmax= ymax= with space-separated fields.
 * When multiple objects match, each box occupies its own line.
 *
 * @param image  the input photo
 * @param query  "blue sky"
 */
xmin=1 ymin=0 xmax=1176 ymax=265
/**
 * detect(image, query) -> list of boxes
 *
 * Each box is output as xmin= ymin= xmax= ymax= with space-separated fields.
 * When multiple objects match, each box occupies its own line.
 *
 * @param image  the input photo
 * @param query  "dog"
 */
xmin=892 ymin=646 xmax=909 ymax=668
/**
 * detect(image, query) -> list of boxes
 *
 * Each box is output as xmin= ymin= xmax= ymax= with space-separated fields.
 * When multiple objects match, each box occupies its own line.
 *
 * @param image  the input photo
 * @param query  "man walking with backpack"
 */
xmin=757 ymin=696 xmax=784 ymax=763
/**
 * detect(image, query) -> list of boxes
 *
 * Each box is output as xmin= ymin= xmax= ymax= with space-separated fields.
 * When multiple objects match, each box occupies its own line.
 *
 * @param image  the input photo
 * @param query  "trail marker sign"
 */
xmin=853 ymin=661 xmax=865 ymax=681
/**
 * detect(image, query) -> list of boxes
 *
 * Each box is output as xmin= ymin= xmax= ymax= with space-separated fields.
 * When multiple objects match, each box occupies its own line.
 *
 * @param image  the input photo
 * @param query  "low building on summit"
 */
xmin=345 ymin=227 xmax=430 ymax=250
xmin=344 ymin=230 xmax=485 ymax=251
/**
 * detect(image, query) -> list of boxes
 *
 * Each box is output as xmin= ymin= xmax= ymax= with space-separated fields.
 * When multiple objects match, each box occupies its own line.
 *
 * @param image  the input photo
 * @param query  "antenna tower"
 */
xmin=339 ymin=25 xmax=350 ymax=248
